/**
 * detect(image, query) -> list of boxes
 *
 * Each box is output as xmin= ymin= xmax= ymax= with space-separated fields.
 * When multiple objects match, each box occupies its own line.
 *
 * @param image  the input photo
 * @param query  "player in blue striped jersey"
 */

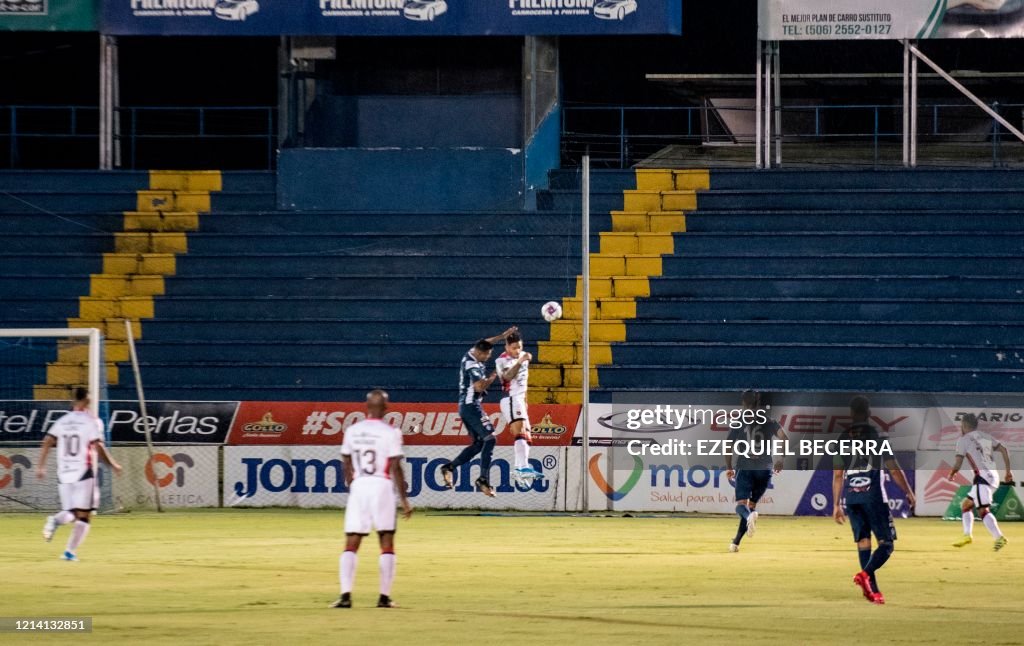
xmin=832 ymin=395 xmax=915 ymax=605
xmin=441 ymin=327 xmax=517 ymax=497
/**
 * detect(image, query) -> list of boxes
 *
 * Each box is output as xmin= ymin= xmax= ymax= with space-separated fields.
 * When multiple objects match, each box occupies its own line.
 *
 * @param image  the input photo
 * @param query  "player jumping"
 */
xmin=949 ymin=413 xmax=1012 ymax=551
xmin=440 ymin=328 xmax=516 ymax=497
xmin=725 ymin=390 xmax=785 ymax=552
xmin=496 ymin=331 xmax=543 ymax=486
xmin=331 ymin=390 xmax=413 ymax=609
xmin=36 ymin=387 xmax=122 ymax=561
xmin=833 ymin=395 xmax=915 ymax=605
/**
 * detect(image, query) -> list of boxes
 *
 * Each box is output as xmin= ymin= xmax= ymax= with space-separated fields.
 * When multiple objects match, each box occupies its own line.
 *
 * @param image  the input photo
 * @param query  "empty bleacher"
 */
xmin=546 ymin=167 xmax=1024 ymax=395
xmin=1 ymin=167 xmax=1022 ymax=403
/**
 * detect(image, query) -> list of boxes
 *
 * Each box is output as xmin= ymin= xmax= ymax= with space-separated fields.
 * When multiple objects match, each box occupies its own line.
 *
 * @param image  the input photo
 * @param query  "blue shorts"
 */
xmin=735 ymin=469 xmax=772 ymax=503
xmin=458 ymin=403 xmax=494 ymax=441
xmin=847 ymin=501 xmax=896 ymax=543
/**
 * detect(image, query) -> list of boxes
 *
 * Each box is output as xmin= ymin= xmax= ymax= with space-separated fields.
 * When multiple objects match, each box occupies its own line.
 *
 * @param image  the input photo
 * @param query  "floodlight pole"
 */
xmin=581 ymin=155 xmax=591 ymax=513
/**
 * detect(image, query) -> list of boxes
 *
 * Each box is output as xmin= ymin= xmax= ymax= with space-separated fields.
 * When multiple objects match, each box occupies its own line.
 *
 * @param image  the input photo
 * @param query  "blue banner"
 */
xmin=100 ymin=1 xmax=681 ymax=36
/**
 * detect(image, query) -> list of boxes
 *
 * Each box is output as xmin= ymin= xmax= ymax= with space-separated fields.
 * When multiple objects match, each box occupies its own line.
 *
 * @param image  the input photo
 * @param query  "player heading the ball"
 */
xmin=440 ymin=326 xmax=518 ymax=497
xmin=496 ymin=331 xmax=543 ymax=486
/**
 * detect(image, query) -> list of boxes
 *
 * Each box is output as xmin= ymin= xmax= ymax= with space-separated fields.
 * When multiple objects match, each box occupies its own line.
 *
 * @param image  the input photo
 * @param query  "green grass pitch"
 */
xmin=2 ymin=510 xmax=1020 ymax=645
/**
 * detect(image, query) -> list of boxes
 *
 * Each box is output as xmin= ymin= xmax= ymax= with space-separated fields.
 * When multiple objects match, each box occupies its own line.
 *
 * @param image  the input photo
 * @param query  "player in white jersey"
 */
xmin=496 ymin=331 xmax=542 ymax=485
xmin=330 ymin=390 xmax=413 ymax=609
xmin=35 ymin=387 xmax=122 ymax=561
xmin=949 ymin=413 xmax=1013 ymax=550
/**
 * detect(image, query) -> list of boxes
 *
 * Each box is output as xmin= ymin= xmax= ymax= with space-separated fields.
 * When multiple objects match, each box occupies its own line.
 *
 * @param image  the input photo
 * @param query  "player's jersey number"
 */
xmin=353 ymin=448 xmax=378 ymax=476
xmin=64 ymin=434 xmax=82 ymax=457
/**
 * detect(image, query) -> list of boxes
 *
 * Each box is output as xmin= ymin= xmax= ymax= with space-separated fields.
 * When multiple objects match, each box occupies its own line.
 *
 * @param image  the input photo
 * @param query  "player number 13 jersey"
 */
xmin=341 ymin=419 xmax=404 ymax=480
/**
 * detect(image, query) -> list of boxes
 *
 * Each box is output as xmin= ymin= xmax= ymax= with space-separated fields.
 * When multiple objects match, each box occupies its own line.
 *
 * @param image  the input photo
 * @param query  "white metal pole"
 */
xmin=580 ymin=155 xmax=591 ymax=513
xmin=763 ymin=43 xmax=772 ymax=169
xmin=87 ymin=329 xmax=101 ymax=418
xmin=99 ymin=37 xmax=109 ymax=170
xmin=755 ymin=40 xmax=763 ymax=169
xmin=125 ymin=319 xmax=163 ymax=512
xmin=112 ymin=37 xmax=121 ymax=169
xmin=903 ymin=40 xmax=910 ymax=167
xmin=911 ymin=42 xmax=918 ymax=167
xmin=773 ymin=41 xmax=782 ymax=167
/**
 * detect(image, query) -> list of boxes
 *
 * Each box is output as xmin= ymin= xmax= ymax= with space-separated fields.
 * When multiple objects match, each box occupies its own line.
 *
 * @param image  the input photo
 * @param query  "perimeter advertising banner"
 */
xmin=0 ymin=0 xmax=98 ymax=31
xmin=0 ymin=400 xmax=238 ymax=445
xmin=223 ymin=444 xmax=566 ymax=510
xmin=758 ymin=0 xmax=1024 ymax=40
xmin=112 ymin=445 xmax=220 ymax=509
xmin=101 ymin=0 xmax=682 ymax=36
xmin=226 ymin=401 xmax=579 ymax=446
xmin=581 ymin=400 xmax=922 ymax=515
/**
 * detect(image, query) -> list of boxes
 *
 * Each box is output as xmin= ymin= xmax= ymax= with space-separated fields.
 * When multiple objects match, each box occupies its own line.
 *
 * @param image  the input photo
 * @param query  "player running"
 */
xmin=496 ymin=331 xmax=543 ymax=486
xmin=440 ymin=327 xmax=517 ymax=497
xmin=725 ymin=390 xmax=785 ymax=552
xmin=949 ymin=413 xmax=1012 ymax=551
xmin=833 ymin=395 xmax=915 ymax=605
xmin=36 ymin=387 xmax=122 ymax=561
xmin=331 ymin=390 xmax=413 ymax=609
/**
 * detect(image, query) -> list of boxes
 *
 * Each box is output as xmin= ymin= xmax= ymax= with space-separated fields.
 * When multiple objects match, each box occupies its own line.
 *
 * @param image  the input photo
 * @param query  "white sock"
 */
xmin=379 ymin=553 xmax=396 ymax=596
xmin=514 ymin=439 xmax=529 ymax=470
xmin=983 ymin=513 xmax=1003 ymax=539
xmin=962 ymin=511 xmax=974 ymax=536
xmin=55 ymin=511 xmax=75 ymax=526
xmin=66 ymin=520 xmax=90 ymax=553
xmin=340 ymin=551 xmax=357 ymax=594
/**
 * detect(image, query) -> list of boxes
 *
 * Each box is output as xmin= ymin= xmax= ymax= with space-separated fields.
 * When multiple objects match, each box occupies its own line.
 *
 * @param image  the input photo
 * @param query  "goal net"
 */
xmin=0 ymin=328 xmax=114 ymax=513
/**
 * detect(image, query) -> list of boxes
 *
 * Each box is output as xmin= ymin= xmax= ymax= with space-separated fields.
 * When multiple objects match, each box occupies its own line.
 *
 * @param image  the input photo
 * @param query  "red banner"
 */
xmin=227 ymin=402 xmax=580 ymax=446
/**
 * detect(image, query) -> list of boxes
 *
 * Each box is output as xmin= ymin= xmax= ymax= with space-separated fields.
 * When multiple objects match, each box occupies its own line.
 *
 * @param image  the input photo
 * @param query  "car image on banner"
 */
xmin=402 ymin=0 xmax=446 ymax=22
xmin=594 ymin=0 xmax=637 ymax=21
xmin=215 ymin=0 xmax=259 ymax=22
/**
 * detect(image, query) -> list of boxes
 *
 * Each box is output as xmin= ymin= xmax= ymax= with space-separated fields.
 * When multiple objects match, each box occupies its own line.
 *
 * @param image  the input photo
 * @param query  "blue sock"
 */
xmin=735 ymin=504 xmax=750 ymax=520
xmin=857 ymin=547 xmax=871 ymax=571
xmin=865 ymin=543 xmax=893 ymax=575
xmin=858 ymin=547 xmax=877 ymax=592
xmin=734 ymin=518 xmax=748 ymax=545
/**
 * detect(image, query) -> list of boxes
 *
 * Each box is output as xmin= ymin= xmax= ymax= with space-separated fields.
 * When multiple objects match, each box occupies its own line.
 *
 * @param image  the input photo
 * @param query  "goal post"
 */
xmin=0 ymin=328 xmax=114 ymax=513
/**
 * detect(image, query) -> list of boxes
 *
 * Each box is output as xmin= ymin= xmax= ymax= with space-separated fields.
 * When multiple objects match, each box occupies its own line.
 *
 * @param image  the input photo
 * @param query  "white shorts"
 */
xmin=344 ymin=477 xmax=397 ymax=535
xmin=968 ymin=474 xmax=997 ymax=507
xmin=59 ymin=478 xmax=99 ymax=512
xmin=500 ymin=395 xmax=530 ymax=428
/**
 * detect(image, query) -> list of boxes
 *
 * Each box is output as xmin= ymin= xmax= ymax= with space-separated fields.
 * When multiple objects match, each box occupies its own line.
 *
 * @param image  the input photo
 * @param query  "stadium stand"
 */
xmin=1 ymin=168 xmax=1022 ymax=402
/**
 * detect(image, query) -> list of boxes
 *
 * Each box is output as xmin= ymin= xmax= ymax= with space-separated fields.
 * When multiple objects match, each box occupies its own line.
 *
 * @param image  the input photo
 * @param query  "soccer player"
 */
xmin=832 ymin=395 xmax=915 ymax=605
xmin=331 ymin=390 xmax=413 ymax=609
xmin=725 ymin=390 xmax=785 ymax=552
xmin=440 ymin=327 xmax=517 ymax=497
xmin=35 ymin=387 xmax=122 ymax=561
xmin=948 ymin=413 xmax=1012 ymax=551
xmin=496 ymin=331 xmax=542 ymax=485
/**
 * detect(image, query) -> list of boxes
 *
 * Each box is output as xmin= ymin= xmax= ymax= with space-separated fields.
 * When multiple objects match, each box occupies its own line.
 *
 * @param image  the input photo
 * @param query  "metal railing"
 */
xmin=0 ymin=105 xmax=277 ymax=169
xmin=562 ymin=102 xmax=1024 ymax=168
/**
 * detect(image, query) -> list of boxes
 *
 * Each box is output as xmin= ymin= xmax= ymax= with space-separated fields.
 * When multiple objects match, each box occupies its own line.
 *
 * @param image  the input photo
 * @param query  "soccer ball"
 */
xmin=541 ymin=301 xmax=563 ymax=322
